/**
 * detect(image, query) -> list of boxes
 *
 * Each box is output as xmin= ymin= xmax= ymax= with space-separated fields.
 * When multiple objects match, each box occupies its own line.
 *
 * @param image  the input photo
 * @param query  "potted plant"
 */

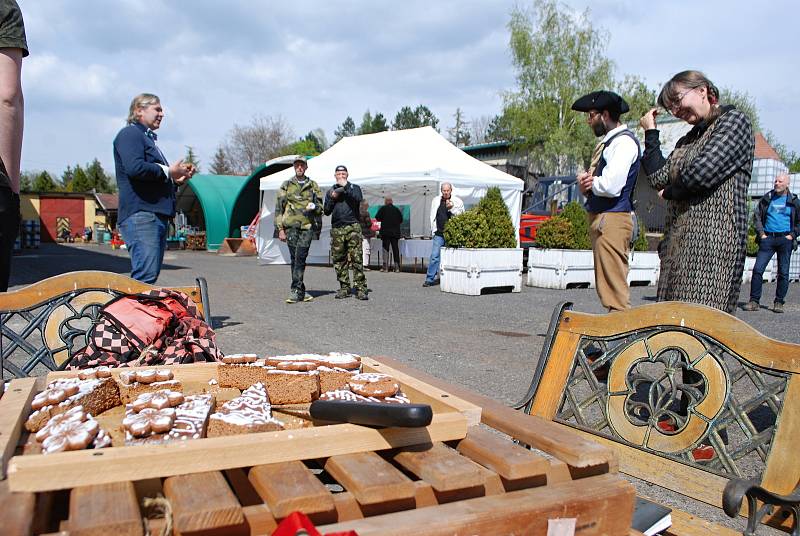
xmin=527 ymin=202 xmax=660 ymax=288
xmin=439 ymin=187 xmax=523 ymax=295
xmin=628 ymin=220 xmax=660 ymax=286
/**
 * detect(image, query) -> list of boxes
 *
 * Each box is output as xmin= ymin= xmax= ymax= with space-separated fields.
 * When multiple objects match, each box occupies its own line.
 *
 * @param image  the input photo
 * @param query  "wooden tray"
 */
xmin=4 ymin=358 xmax=480 ymax=492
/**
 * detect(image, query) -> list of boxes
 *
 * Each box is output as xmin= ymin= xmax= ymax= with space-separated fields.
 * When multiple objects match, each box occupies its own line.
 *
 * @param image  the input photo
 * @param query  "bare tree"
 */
xmin=222 ymin=115 xmax=294 ymax=174
xmin=469 ymin=115 xmax=493 ymax=145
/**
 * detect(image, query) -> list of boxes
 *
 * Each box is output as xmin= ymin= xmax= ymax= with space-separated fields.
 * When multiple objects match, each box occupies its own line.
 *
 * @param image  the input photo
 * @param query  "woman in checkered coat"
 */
xmin=640 ymin=71 xmax=755 ymax=313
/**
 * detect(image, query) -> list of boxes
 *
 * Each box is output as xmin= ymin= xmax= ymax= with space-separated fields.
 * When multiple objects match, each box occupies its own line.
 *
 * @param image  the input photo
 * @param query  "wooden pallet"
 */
xmin=0 ymin=358 xmax=634 ymax=535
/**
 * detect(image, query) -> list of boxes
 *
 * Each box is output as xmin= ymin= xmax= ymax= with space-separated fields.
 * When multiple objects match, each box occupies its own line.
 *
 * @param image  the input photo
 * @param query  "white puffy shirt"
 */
xmin=591 ymin=125 xmax=640 ymax=198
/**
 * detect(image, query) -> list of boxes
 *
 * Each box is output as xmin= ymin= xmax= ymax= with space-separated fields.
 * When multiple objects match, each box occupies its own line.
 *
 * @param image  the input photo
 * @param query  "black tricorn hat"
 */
xmin=571 ymin=90 xmax=630 ymax=114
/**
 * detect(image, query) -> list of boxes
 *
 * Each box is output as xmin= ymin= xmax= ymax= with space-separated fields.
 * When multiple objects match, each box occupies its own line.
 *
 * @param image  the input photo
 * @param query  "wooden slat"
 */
xmin=324 ymin=452 xmax=415 ymax=505
xmin=241 ymin=504 xmax=277 ymax=535
xmin=550 ymin=422 xmax=729 ymax=508
xmin=529 ymin=331 xmax=582 ymax=419
xmin=372 ymin=355 xmax=615 ymax=469
xmin=7 ymin=411 xmax=467 ymax=492
xmin=333 ymin=492 xmax=364 ymax=522
xmin=559 ymin=302 xmax=800 ymax=374
xmin=0 ymin=378 xmax=37 ymax=479
xmin=248 ymin=461 xmax=334 ymax=519
xmin=456 ymin=427 xmax=549 ymax=480
xmin=68 ymin=482 xmax=143 ymax=536
xmin=318 ymin=473 xmax=635 ymax=536
xmin=664 ymin=508 xmax=740 ymax=536
xmin=547 ymin=459 xmax=572 ymax=484
xmin=760 ymin=375 xmax=800 ymax=495
xmin=0 ymin=480 xmax=35 ymax=536
xmin=0 ymin=271 xmax=203 ymax=314
xmin=163 ymin=471 xmax=246 ymax=535
xmin=393 ymin=442 xmax=483 ymax=492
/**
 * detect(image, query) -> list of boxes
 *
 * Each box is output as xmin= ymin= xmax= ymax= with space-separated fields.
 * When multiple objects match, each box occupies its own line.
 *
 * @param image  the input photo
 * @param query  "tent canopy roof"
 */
xmin=260 ymin=127 xmax=523 ymax=191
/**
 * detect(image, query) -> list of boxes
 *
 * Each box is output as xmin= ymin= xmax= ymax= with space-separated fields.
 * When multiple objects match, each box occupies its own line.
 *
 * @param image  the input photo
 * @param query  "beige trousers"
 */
xmin=589 ymin=212 xmax=634 ymax=311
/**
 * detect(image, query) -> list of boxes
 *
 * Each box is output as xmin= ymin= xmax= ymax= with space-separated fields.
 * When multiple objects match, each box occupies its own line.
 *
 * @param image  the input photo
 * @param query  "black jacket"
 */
xmin=754 ymin=189 xmax=800 ymax=244
xmin=323 ymin=182 xmax=363 ymax=228
xmin=375 ymin=204 xmax=403 ymax=238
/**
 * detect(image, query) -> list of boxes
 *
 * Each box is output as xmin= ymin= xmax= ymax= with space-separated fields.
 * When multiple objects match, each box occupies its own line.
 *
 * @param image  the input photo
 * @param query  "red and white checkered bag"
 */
xmin=68 ymin=289 xmax=223 ymax=369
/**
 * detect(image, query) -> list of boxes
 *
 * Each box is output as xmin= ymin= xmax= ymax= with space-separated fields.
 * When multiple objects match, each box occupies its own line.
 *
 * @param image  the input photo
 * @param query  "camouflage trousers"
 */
xmin=286 ymin=227 xmax=313 ymax=297
xmin=330 ymin=223 xmax=367 ymax=292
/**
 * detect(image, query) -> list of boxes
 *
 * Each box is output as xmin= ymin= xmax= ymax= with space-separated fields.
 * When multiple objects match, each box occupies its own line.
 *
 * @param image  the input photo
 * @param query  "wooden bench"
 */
xmin=515 ymin=301 xmax=800 ymax=534
xmin=0 ymin=271 xmax=210 ymax=380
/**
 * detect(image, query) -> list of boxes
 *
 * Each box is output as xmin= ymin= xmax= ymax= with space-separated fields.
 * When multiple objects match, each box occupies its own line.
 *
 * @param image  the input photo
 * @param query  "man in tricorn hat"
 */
xmin=572 ymin=90 xmax=641 ymax=311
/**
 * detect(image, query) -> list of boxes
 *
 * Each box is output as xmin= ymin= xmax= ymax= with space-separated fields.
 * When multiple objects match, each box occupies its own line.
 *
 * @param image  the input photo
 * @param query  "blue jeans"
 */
xmin=425 ymin=234 xmax=446 ymax=283
xmin=750 ymin=235 xmax=793 ymax=304
xmin=119 ymin=211 xmax=168 ymax=284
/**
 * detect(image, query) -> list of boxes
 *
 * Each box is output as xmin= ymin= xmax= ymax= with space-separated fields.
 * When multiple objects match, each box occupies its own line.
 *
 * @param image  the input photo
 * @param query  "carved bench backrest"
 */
xmin=0 ymin=271 xmax=209 ymax=378
xmin=523 ymin=301 xmax=800 ymax=510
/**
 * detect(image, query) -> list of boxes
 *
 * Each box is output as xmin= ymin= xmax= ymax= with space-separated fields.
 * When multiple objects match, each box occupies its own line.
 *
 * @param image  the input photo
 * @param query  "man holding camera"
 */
xmin=324 ymin=164 xmax=368 ymax=300
xmin=423 ymin=182 xmax=464 ymax=287
xmin=275 ymin=157 xmax=323 ymax=304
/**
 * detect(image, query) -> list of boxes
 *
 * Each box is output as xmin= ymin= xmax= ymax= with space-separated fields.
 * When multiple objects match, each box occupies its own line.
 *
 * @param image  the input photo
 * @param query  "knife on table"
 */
xmin=309 ymin=400 xmax=433 ymax=428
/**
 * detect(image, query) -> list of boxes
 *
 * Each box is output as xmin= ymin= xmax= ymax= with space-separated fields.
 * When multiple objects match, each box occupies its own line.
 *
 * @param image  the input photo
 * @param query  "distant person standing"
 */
xmin=113 ymin=94 xmax=195 ymax=284
xmin=359 ymin=200 xmax=374 ymax=268
xmin=324 ymin=165 xmax=368 ymax=300
xmin=275 ymin=157 xmax=322 ymax=303
xmin=0 ymin=0 xmax=27 ymax=291
xmin=423 ymin=183 xmax=464 ymax=287
xmin=743 ymin=174 xmax=800 ymax=313
xmin=573 ymin=90 xmax=641 ymax=311
xmin=375 ymin=196 xmax=403 ymax=272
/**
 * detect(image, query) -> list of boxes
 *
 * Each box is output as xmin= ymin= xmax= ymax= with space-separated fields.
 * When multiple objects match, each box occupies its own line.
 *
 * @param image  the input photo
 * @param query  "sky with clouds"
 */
xmin=19 ymin=0 xmax=799 ymax=178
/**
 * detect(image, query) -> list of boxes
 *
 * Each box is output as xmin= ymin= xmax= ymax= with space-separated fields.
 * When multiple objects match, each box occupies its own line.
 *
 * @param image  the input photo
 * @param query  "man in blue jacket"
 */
xmin=113 ymin=94 xmax=194 ymax=284
xmin=743 ymin=173 xmax=800 ymax=313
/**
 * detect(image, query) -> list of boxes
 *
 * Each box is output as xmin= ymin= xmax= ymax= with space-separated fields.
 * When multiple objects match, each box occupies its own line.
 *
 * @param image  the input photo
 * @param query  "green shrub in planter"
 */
xmin=443 ymin=209 xmax=490 ymax=248
xmin=560 ymin=202 xmax=591 ymax=250
xmin=633 ymin=219 xmax=649 ymax=252
xmin=534 ymin=217 xmax=574 ymax=249
xmin=476 ymin=186 xmax=517 ymax=248
xmin=443 ymin=186 xmax=516 ymax=248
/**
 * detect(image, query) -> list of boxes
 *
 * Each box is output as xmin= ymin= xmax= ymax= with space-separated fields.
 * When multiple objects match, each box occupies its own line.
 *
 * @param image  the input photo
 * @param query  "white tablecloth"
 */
xmin=399 ymin=238 xmax=432 ymax=259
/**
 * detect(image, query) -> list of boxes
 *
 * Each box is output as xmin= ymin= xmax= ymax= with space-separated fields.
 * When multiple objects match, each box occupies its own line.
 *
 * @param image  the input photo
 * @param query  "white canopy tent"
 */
xmin=257 ymin=127 xmax=524 ymax=264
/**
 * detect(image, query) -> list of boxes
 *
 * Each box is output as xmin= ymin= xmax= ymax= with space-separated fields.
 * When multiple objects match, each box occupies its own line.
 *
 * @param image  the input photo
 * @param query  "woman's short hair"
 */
xmin=658 ymin=71 xmax=719 ymax=110
xmin=127 ymin=93 xmax=160 ymax=124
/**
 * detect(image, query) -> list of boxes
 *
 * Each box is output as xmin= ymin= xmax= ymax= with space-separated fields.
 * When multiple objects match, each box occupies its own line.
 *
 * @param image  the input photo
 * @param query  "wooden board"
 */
xmin=0 ymin=378 xmax=37 ymax=479
xmin=324 ymin=452 xmax=415 ymax=505
xmin=67 ymin=482 xmax=143 ymax=536
xmin=248 ymin=461 xmax=334 ymax=518
xmin=163 ymin=471 xmax=246 ymax=535
xmin=9 ymin=360 xmax=476 ymax=492
xmin=317 ymin=473 xmax=635 ymax=536
xmin=393 ymin=442 xmax=484 ymax=492
xmin=456 ymin=427 xmax=549 ymax=481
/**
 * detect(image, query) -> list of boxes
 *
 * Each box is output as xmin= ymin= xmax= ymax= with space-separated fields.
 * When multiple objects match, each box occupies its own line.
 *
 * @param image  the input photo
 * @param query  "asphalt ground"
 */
xmin=9 ymin=242 xmax=799 ymax=532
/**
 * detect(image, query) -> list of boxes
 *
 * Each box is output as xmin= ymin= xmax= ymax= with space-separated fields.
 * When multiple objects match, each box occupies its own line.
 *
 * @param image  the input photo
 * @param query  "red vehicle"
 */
xmin=519 ymin=213 xmax=551 ymax=247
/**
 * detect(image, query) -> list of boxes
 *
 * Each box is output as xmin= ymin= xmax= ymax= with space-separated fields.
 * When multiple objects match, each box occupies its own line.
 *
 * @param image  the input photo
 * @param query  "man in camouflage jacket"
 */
xmin=275 ymin=157 xmax=323 ymax=303
xmin=324 ymin=164 xmax=368 ymax=300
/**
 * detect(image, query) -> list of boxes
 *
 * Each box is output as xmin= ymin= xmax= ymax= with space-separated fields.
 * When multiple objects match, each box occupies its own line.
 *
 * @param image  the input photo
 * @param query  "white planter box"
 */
xmin=742 ymin=256 xmax=775 ymax=284
xmin=628 ymin=251 xmax=660 ymax=286
xmin=526 ymin=248 xmax=595 ymax=289
xmin=440 ymin=248 xmax=523 ymax=295
xmin=527 ymin=248 xmax=660 ymax=289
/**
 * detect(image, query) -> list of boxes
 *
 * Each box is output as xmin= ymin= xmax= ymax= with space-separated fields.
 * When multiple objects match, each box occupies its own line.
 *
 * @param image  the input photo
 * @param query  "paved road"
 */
xmin=9 ymin=243 xmax=797 ymax=531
